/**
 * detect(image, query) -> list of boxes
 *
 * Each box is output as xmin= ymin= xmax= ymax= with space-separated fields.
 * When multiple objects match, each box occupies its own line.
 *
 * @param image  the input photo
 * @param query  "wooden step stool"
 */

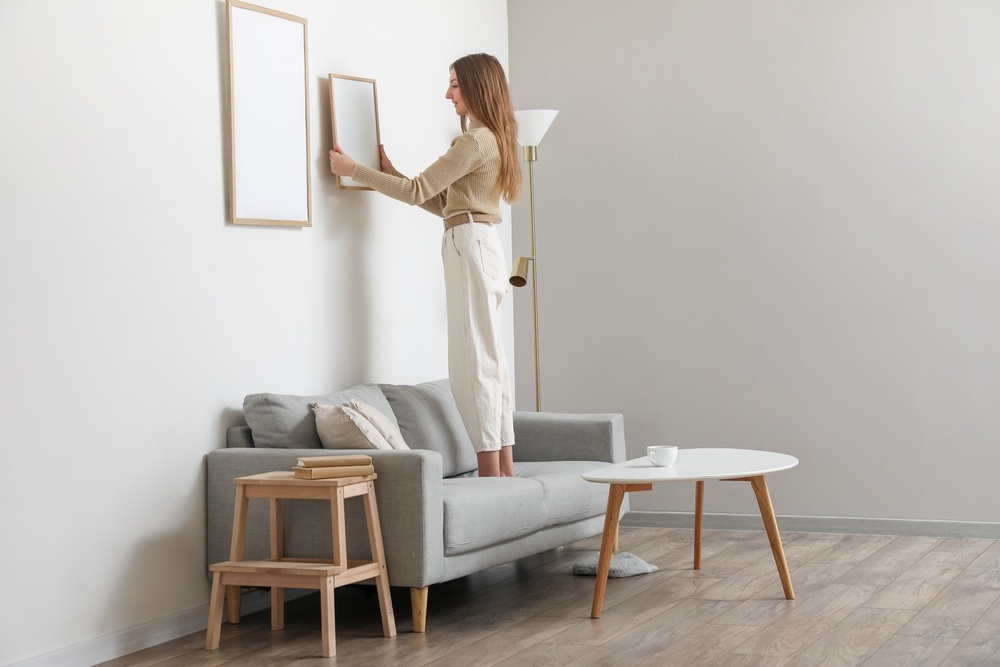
xmin=205 ymin=471 xmax=395 ymax=657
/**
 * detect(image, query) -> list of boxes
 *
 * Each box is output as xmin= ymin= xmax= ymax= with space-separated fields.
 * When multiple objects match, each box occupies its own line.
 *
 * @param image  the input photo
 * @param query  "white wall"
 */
xmin=508 ymin=1 xmax=1000 ymax=523
xmin=0 ymin=1 xmax=510 ymax=664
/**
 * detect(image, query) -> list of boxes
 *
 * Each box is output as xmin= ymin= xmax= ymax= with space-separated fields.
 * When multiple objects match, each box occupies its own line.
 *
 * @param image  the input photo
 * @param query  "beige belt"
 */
xmin=443 ymin=211 xmax=502 ymax=230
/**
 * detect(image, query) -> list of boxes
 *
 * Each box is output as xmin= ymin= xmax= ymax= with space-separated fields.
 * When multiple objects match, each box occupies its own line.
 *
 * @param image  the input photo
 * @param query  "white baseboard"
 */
xmin=622 ymin=511 xmax=1000 ymax=539
xmin=7 ymin=589 xmax=302 ymax=667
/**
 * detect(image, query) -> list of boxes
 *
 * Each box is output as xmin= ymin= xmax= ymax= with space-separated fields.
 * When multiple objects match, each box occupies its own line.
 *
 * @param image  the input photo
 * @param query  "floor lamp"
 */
xmin=509 ymin=109 xmax=558 ymax=412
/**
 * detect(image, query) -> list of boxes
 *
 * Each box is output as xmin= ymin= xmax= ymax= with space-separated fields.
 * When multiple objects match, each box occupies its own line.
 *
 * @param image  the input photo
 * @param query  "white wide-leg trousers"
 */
xmin=442 ymin=222 xmax=514 ymax=453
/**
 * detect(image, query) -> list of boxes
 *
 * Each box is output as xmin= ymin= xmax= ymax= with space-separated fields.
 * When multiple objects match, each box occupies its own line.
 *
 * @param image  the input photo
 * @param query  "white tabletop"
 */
xmin=582 ymin=448 xmax=798 ymax=484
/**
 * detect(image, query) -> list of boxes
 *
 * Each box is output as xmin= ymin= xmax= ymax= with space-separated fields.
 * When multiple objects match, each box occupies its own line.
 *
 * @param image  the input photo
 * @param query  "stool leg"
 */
xmin=205 ymin=572 xmax=225 ymax=650
xmin=363 ymin=480 xmax=396 ymax=637
xmin=330 ymin=487 xmax=347 ymax=567
xmin=319 ymin=575 xmax=336 ymax=657
xmin=229 ymin=486 xmax=248 ymax=560
xmin=269 ymin=496 xmax=285 ymax=630
xmin=223 ymin=483 xmax=249 ymax=627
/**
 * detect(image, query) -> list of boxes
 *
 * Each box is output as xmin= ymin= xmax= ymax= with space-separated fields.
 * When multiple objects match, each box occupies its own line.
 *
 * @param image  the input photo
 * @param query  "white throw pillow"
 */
xmin=311 ymin=402 xmax=392 ymax=450
xmin=349 ymin=400 xmax=410 ymax=450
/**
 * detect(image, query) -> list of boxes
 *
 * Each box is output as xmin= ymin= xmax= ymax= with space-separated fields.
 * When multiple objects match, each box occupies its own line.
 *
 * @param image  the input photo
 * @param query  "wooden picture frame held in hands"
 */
xmin=226 ymin=0 xmax=311 ymax=226
xmin=329 ymin=74 xmax=381 ymax=190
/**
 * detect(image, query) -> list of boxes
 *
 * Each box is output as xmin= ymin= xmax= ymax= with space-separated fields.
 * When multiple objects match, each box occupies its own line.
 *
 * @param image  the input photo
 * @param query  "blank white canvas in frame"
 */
xmin=228 ymin=0 xmax=311 ymax=226
xmin=329 ymin=74 xmax=381 ymax=191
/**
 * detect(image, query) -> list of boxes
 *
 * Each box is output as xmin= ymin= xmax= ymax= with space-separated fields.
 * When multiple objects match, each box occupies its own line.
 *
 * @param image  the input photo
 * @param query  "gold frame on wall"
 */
xmin=226 ymin=0 xmax=311 ymax=226
xmin=328 ymin=74 xmax=382 ymax=191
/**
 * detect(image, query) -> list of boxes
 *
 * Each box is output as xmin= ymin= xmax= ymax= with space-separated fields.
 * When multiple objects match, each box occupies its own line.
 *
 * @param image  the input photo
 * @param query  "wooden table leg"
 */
xmin=694 ymin=480 xmax=705 ymax=570
xmin=591 ymin=483 xmax=652 ymax=619
xmin=749 ymin=475 xmax=795 ymax=600
xmin=591 ymin=484 xmax=625 ymax=619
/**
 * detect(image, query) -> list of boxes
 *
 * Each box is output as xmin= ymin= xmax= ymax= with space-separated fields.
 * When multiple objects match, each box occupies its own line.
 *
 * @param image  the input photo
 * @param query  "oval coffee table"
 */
xmin=583 ymin=448 xmax=799 ymax=618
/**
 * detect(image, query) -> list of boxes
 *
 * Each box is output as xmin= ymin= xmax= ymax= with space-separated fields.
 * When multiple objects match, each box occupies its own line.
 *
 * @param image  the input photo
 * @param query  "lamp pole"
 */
xmin=510 ymin=109 xmax=557 ymax=413
xmin=524 ymin=145 xmax=541 ymax=412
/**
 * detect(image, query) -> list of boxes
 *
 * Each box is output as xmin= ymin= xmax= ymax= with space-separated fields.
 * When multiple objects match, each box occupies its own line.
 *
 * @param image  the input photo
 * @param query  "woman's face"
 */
xmin=445 ymin=69 xmax=468 ymax=117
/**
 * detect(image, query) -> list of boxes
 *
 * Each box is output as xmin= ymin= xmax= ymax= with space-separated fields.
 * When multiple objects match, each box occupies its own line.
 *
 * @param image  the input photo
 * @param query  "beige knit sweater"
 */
xmin=350 ymin=119 xmax=502 ymax=221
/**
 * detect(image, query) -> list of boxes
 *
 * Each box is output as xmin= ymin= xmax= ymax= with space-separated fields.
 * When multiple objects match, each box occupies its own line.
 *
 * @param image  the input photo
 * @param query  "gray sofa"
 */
xmin=206 ymin=379 xmax=626 ymax=631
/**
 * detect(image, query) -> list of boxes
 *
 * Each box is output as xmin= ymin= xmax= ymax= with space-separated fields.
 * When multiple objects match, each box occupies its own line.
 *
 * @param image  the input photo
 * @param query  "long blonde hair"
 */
xmin=450 ymin=54 xmax=521 ymax=203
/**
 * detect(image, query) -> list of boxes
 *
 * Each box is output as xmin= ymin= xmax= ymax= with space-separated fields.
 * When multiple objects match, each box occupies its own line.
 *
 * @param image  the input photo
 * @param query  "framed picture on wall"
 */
xmin=329 ymin=74 xmax=381 ymax=190
xmin=226 ymin=0 xmax=311 ymax=226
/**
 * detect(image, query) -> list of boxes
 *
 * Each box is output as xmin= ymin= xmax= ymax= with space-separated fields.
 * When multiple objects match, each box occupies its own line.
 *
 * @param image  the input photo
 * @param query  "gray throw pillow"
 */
xmin=243 ymin=383 xmax=395 ymax=449
xmin=379 ymin=379 xmax=478 ymax=478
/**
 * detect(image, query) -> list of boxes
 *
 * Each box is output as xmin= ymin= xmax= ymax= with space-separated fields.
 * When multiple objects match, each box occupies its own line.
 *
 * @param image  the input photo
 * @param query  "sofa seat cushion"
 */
xmin=442 ymin=478 xmax=547 ymax=556
xmin=243 ymin=384 xmax=395 ymax=449
xmin=515 ymin=461 xmax=611 ymax=527
xmin=380 ymin=379 xmax=478 ymax=478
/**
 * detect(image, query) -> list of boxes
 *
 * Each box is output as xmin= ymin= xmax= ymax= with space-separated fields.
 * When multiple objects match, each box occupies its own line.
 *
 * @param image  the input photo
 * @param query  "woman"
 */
xmin=329 ymin=53 xmax=521 ymax=478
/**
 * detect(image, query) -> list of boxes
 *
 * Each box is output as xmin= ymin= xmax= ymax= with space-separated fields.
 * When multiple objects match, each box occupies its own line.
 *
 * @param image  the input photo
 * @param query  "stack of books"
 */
xmin=292 ymin=454 xmax=375 ymax=479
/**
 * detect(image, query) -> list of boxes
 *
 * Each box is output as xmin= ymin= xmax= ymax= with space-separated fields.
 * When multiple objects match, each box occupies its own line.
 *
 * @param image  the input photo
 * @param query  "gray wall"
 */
xmin=508 ymin=0 xmax=1000 ymax=523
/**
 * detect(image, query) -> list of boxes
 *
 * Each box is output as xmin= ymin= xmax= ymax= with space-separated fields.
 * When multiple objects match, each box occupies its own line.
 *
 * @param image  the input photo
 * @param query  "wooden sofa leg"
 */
xmin=410 ymin=587 xmax=428 ymax=633
xmin=226 ymin=585 xmax=242 ymax=624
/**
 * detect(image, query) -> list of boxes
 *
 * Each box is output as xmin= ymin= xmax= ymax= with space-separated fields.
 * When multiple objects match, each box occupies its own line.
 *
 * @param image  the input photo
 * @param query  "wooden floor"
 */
xmin=97 ymin=527 xmax=1000 ymax=666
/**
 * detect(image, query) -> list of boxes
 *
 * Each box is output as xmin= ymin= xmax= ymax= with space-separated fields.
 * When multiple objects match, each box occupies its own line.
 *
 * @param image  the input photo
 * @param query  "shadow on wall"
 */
xmin=101 ymin=473 xmax=209 ymax=643
xmin=218 ymin=406 xmax=245 ymax=444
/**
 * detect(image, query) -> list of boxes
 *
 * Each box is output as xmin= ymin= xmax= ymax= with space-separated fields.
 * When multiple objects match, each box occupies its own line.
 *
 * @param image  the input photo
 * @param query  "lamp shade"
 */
xmin=515 ymin=109 xmax=558 ymax=147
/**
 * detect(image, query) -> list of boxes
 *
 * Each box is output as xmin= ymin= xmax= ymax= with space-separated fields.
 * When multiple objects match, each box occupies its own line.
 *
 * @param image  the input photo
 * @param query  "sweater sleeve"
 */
xmin=350 ymin=131 xmax=486 ymax=216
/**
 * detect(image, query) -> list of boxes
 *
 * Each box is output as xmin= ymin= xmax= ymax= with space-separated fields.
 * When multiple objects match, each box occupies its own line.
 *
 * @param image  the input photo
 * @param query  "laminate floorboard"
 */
xmin=96 ymin=528 xmax=1000 ymax=667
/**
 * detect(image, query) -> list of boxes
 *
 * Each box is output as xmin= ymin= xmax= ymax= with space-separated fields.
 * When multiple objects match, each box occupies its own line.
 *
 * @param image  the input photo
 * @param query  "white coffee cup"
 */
xmin=647 ymin=445 xmax=678 ymax=467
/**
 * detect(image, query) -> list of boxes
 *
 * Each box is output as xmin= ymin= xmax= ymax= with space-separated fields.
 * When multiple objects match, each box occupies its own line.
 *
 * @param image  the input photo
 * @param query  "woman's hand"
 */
xmin=328 ymin=144 xmax=357 ymax=177
xmin=379 ymin=145 xmax=398 ymax=175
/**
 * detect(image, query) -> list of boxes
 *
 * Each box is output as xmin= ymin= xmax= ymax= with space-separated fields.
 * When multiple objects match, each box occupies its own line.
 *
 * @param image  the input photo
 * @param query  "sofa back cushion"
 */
xmin=379 ymin=379 xmax=477 ymax=478
xmin=243 ymin=384 xmax=396 ymax=449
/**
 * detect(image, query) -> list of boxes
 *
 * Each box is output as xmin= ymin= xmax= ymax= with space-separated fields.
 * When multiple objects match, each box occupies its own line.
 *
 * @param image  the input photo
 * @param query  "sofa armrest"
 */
xmin=206 ymin=447 xmax=445 ymax=589
xmin=512 ymin=412 xmax=626 ymax=464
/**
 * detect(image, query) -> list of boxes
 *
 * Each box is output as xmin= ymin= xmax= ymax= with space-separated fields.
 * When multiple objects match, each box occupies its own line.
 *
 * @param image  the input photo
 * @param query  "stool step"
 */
xmin=210 ymin=560 xmax=343 ymax=576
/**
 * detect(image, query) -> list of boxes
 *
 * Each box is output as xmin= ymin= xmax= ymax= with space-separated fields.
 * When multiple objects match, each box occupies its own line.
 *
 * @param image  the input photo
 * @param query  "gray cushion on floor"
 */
xmin=573 ymin=551 xmax=658 ymax=577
